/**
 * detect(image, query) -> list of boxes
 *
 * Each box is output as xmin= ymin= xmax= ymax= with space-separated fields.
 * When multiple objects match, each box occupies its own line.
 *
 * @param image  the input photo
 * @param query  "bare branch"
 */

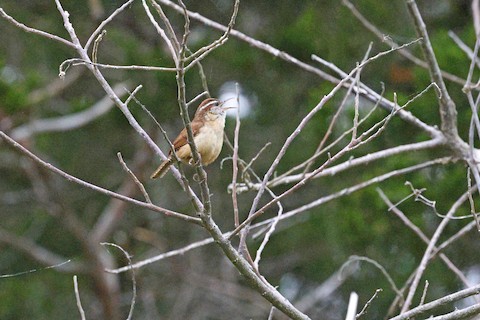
xmin=148 ymin=0 xmax=180 ymax=51
xmin=90 ymin=145 xmax=150 ymax=243
xmin=73 ymin=276 xmax=87 ymax=320
xmin=356 ymin=289 xmax=382 ymax=319
xmin=341 ymin=256 xmax=402 ymax=301
xmin=389 ymin=283 xmax=480 ymax=320
xmin=401 ymin=189 xmax=471 ymax=312
xmin=253 ymin=196 xmax=282 ymax=270
xmin=59 ymin=58 xmax=177 ymax=73
xmin=0 ymin=131 xmax=201 ymax=225
xmin=226 ymin=101 xmax=439 ymax=193
xmin=473 ymin=0 xmax=480 ymax=37
xmin=101 ymin=243 xmax=136 ymax=320
xmin=117 ymin=152 xmax=152 ymax=203
xmin=184 ymin=0 xmax=240 ymax=65
xmin=85 ymin=0 xmax=135 ymax=51
xmin=108 ymin=236 xmax=216 ymax=273
xmin=345 ymin=292 xmax=359 ymax=320
xmin=242 ymin=39 xmax=422 ymax=240
xmin=405 ymin=0 xmax=465 ymax=152
xmin=428 ymin=303 xmax=480 ymax=320
xmin=0 ymin=258 xmax=75 ymax=278
xmin=142 ymin=0 xmax=178 ymax=65
xmin=11 ymin=82 xmax=131 ymax=140
xmin=449 ymin=31 xmax=480 ymax=73
xmin=419 ymin=280 xmax=429 ymax=307
xmin=0 ymin=7 xmax=76 ymax=49
xmin=230 ymin=157 xmax=451 ymax=239
xmin=378 ymin=188 xmax=471 ymax=287
xmin=111 ymin=158 xmax=451 ymax=275
xmin=231 ymin=85 xmax=241 ymax=227
xmin=342 ymin=0 xmax=468 ymax=87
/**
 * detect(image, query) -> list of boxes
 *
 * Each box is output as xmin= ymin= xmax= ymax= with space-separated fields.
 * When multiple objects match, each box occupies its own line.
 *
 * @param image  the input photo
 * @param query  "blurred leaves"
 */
xmin=1 ymin=0 xmax=479 ymax=319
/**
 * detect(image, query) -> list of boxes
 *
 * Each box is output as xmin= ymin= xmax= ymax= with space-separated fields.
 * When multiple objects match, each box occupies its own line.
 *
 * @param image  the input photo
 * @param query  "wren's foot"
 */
xmin=193 ymin=173 xmax=207 ymax=183
xmin=188 ymin=156 xmax=201 ymax=166
xmin=191 ymin=151 xmax=204 ymax=165
xmin=193 ymin=173 xmax=200 ymax=182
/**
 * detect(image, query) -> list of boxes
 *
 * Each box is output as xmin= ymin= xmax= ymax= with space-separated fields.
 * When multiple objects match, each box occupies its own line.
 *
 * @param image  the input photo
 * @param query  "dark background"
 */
xmin=0 ymin=0 xmax=478 ymax=319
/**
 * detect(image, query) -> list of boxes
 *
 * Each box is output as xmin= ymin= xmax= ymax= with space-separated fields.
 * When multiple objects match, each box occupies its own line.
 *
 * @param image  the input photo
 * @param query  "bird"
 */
xmin=150 ymin=98 xmax=233 ymax=179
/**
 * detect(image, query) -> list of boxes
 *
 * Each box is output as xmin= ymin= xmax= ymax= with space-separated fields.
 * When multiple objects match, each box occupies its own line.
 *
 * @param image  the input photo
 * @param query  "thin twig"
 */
xmin=117 ymin=152 xmax=152 ymax=203
xmin=110 ymin=158 xmax=451 ymax=274
xmin=352 ymin=44 xmax=373 ymax=141
xmin=142 ymin=0 xmax=178 ymax=65
xmin=0 ymin=8 xmax=76 ymax=49
xmin=242 ymin=39 xmax=422 ymax=240
xmin=73 ymin=275 xmax=87 ymax=320
xmin=356 ymin=289 xmax=382 ymax=319
xmin=449 ymin=31 xmax=480 ymax=75
xmin=159 ymin=0 xmax=440 ymax=140
xmin=0 ymin=131 xmax=201 ymax=224
xmin=342 ymin=0 xmax=467 ymax=86
xmin=0 ymin=259 xmax=75 ymax=278
xmin=378 ymin=188 xmax=472 ymax=288
xmin=434 ymin=220 xmax=478 ymax=255
xmin=302 ymin=88 xmax=351 ymax=175
xmin=101 ymin=242 xmax=136 ymax=320
xmin=419 ymin=280 xmax=429 ymax=307
xmin=85 ymin=0 xmax=135 ymax=51
xmin=405 ymin=0 xmax=463 ymax=152
xmin=0 ymin=227 xmax=84 ymax=273
xmin=229 ymin=157 xmax=451 ymax=240
xmin=267 ymin=306 xmax=276 ymax=320
xmin=187 ymin=91 xmax=209 ymax=107
xmin=92 ymin=30 xmax=106 ymax=66
xmin=243 ymin=142 xmax=271 ymax=174
xmin=467 ymin=170 xmax=480 ymax=230
xmin=184 ymin=0 xmax=240 ymax=63
xmin=428 ymin=303 xmax=480 ymax=320
xmin=232 ymin=84 xmax=241 ymax=227
xmin=107 ymin=236 xmax=216 ymax=273
xmin=148 ymin=0 xmax=180 ymax=52
xmin=341 ymin=256 xmax=403 ymax=302
xmin=125 ymin=84 xmax=143 ymax=106
xmin=59 ymin=58 xmax=177 ymax=73
xmin=401 ymin=189 xmax=471 ymax=312
xmin=389 ymin=283 xmax=480 ymax=320
xmin=253 ymin=195 xmax=282 ymax=270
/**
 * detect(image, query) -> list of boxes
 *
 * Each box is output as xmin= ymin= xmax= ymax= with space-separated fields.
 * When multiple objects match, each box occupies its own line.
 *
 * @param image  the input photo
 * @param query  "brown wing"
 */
xmin=169 ymin=120 xmax=203 ymax=155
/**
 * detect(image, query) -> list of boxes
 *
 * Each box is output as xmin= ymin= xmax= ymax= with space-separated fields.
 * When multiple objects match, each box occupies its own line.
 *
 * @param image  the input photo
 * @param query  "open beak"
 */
xmin=220 ymin=97 xmax=237 ymax=110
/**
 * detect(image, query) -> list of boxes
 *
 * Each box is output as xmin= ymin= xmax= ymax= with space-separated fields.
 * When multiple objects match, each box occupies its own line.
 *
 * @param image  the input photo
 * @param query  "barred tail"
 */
xmin=150 ymin=158 xmax=173 ymax=179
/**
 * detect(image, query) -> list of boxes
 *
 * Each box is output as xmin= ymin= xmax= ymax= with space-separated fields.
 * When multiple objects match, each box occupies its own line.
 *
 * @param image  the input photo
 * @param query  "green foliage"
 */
xmin=1 ymin=1 xmax=478 ymax=319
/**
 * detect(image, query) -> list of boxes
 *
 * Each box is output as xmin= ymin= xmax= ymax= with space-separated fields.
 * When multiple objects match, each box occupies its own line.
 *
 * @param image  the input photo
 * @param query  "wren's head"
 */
xmin=195 ymin=98 xmax=229 ymax=122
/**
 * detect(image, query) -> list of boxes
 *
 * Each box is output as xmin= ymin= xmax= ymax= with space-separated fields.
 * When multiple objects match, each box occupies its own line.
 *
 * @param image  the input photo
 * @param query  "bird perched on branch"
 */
xmin=151 ymin=98 xmax=234 ymax=179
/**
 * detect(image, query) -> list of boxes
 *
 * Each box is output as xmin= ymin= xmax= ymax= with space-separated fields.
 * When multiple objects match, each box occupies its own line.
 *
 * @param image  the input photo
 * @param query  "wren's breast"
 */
xmin=194 ymin=118 xmax=225 ymax=166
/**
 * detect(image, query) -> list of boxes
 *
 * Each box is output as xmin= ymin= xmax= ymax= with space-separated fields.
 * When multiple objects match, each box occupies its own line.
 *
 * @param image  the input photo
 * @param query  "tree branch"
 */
xmin=0 ymin=131 xmax=201 ymax=225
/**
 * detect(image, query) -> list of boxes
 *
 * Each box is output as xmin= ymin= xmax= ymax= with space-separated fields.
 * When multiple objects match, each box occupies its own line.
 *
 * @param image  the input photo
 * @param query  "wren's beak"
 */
xmin=220 ymin=97 xmax=237 ymax=110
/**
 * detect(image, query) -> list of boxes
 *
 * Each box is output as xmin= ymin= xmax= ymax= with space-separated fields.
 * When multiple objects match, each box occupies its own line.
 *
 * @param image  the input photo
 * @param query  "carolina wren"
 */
xmin=150 ymin=98 xmax=232 ymax=179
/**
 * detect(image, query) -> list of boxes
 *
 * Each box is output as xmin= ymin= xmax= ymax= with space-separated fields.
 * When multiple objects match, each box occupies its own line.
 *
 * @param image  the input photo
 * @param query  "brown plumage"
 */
xmin=150 ymin=98 xmax=231 ymax=179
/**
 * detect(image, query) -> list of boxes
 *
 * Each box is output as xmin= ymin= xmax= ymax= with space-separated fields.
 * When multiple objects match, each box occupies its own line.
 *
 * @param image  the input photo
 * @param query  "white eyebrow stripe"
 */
xmin=199 ymin=100 xmax=219 ymax=111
